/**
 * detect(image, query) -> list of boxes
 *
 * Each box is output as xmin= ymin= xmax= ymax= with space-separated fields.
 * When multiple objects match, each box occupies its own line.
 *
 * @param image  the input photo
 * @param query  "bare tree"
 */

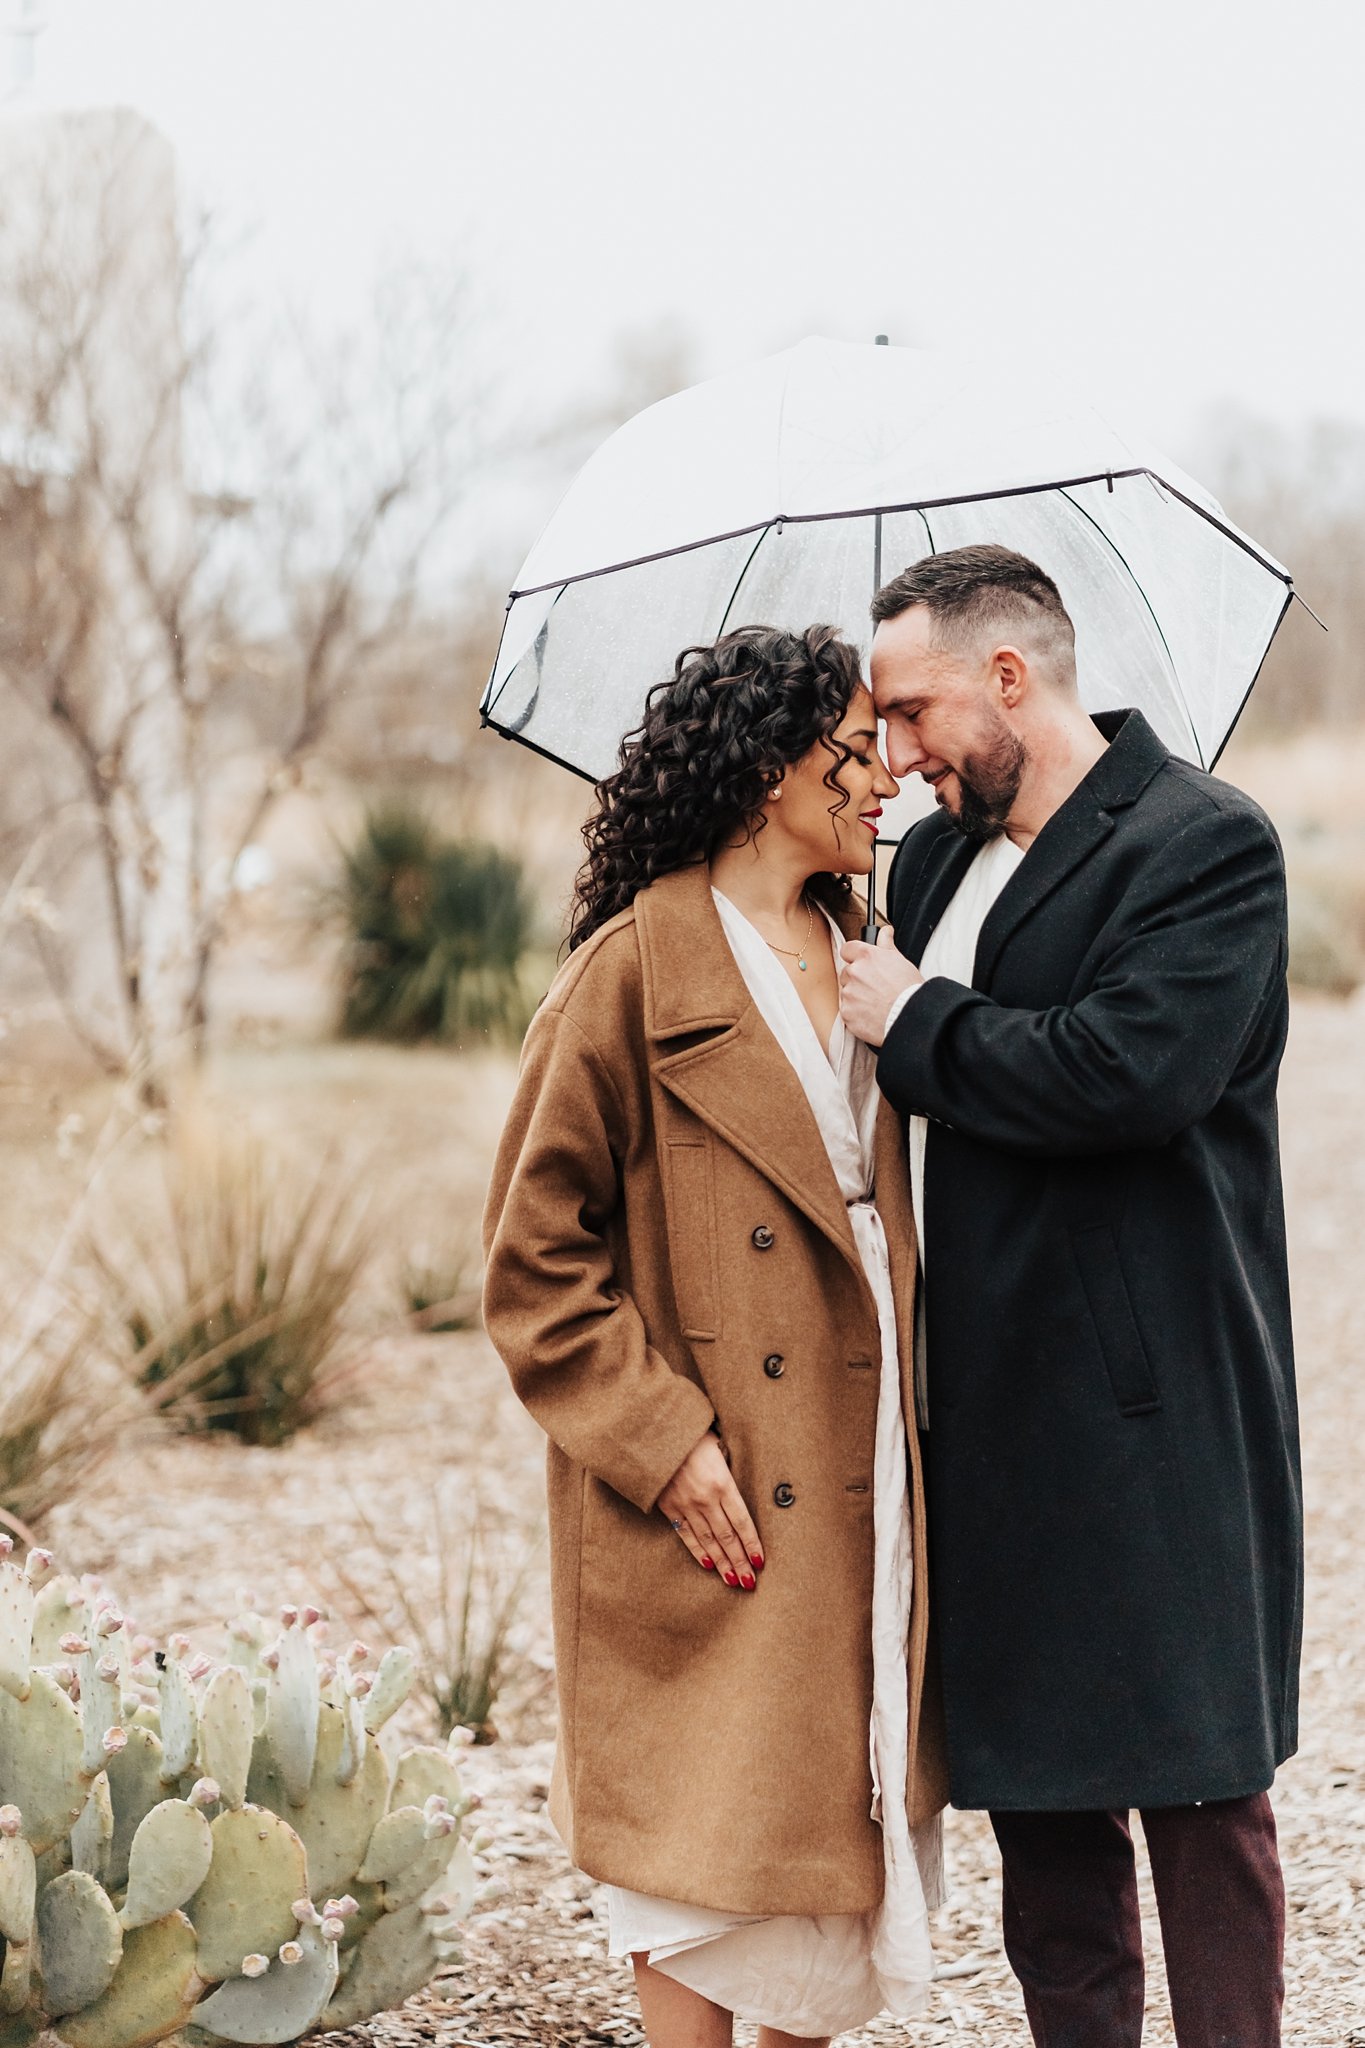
xmin=0 ymin=109 xmax=484 ymax=1096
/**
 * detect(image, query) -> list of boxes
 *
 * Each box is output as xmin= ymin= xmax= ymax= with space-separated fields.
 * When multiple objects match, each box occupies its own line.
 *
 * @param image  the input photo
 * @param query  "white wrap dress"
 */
xmin=603 ymin=891 xmax=944 ymax=2038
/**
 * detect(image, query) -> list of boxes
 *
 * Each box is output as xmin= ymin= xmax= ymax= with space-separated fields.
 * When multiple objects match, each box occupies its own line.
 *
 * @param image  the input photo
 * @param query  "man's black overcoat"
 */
xmin=878 ymin=708 xmax=1302 ymax=1812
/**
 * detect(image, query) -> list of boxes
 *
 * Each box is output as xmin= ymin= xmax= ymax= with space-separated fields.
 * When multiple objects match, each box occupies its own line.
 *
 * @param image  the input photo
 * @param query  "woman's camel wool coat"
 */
xmin=482 ymin=862 xmax=947 ymax=1918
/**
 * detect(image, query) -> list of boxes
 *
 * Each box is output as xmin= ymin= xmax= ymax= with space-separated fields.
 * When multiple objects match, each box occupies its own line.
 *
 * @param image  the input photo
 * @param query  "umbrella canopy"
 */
xmin=482 ymin=338 xmax=1295 ymax=782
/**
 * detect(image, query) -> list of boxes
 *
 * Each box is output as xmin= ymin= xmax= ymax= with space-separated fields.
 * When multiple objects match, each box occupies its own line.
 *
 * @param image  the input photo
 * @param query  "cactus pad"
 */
xmin=187 ymin=1807 xmax=308 ymax=1984
xmin=57 ymin=1911 xmax=203 ymax=2048
xmin=104 ymin=1729 xmax=166 ymax=1893
xmin=0 ymin=1671 xmax=87 ymax=1855
xmin=264 ymin=1625 xmax=318 ymax=1809
xmin=34 ymin=1872 xmax=123 ymax=2016
xmin=0 ymin=1558 xmax=34 ymax=1705
xmin=377 ymin=1829 xmax=462 ymax=1916
xmin=0 ymin=1832 xmax=36 ymax=1947
xmin=360 ymin=1647 xmax=416 ymax=1735
xmin=120 ymin=1801 xmax=213 ymax=1930
xmin=320 ymin=1901 xmax=440 ymax=2031
xmin=155 ymin=1663 xmax=197 ymax=1786
xmin=390 ymin=1747 xmax=464 ymax=1818
xmin=356 ymin=1807 xmax=426 ymax=1886
xmin=191 ymin=1923 xmax=339 ymax=2044
xmin=71 ymin=1774 xmax=113 ymax=1884
xmin=246 ymin=1704 xmax=388 ymax=1905
xmin=28 ymin=1578 xmax=83 ymax=1671
xmin=196 ymin=1669 xmax=252 ymax=1814
xmin=0 ymin=1942 xmax=33 ymax=2021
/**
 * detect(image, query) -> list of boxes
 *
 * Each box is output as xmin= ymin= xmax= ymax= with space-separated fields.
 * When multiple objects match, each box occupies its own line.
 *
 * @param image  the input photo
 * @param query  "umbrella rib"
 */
xmin=480 ymin=714 xmax=599 ymax=783
xmin=508 ymin=469 xmax=1292 ymax=601
xmin=482 ymin=588 xmax=566 ymax=725
xmin=1208 ymin=587 xmax=1294 ymax=772
xmin=716 ymin=525 xmax=774 ymax=637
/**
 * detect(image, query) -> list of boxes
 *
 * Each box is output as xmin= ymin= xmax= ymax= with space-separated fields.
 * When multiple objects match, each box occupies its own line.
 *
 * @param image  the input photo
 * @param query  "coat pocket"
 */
xmin=664 ymin=1139 xmax=720 ymax=1341
xmin=1070 ymin=1224 xmax=1162 ymax=1417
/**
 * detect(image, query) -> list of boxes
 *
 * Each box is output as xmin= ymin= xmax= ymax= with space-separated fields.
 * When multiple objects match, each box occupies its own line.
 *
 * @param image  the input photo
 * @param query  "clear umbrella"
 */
xmin=482 ymin=337 xmax=1301 ymax=788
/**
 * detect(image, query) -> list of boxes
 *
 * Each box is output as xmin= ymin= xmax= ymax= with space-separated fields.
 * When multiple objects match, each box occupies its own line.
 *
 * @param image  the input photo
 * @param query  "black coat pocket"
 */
xmin=1070 ymin=1225 xmax=1162 ymax=1417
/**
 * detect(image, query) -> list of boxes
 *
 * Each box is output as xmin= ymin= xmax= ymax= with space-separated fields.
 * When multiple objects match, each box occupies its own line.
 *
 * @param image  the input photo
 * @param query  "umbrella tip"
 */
xmin=874 ymin=333 xmax=889 ymax=346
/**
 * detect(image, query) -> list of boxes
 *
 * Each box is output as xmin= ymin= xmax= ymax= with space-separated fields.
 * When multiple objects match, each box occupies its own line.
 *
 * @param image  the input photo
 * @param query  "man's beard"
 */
xmin=948 ymin=719 xmax=1027 ymax=843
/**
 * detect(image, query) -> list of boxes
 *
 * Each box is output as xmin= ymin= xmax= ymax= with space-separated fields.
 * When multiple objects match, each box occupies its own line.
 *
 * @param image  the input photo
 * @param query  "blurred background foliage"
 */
xmin=337 ymin=805 xmax=539 ymax=1048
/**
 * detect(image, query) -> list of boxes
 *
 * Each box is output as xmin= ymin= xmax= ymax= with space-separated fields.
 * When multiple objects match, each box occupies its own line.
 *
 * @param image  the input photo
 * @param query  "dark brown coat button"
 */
xmin=751 ymin=1225 xmax=775 ymax=1250
xmin=763 ymin=1353 xmax=785 ymax=1379
xmin=773 ymin=1482 xmax=796 ymax=1508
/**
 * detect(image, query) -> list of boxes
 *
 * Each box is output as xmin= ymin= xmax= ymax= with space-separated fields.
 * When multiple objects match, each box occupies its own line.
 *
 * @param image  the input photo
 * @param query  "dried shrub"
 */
xmin=0 ymin=1293 xmax=115 ymax=1536
xmin=88 ymin=1125 xmax=372 ymax=1447
xmin=337 ymin=1489 xmax=537 ymax=1743
xmin=401 ymin=1233 xmax=482 ymax=1332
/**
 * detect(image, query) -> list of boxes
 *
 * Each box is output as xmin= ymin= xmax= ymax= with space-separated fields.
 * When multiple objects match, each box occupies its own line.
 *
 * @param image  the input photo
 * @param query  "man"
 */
xmin=839 ymin=545 xmax=1301 ymax=2048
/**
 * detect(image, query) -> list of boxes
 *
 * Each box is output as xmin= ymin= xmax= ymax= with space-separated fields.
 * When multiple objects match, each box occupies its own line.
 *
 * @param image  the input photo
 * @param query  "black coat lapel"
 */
xmin=892 ymin=825 xmax=978 ymax=964
xmin=973 ymin=709 xmax=1170 ymax=990
xmin=973 ymin=806 xmax=1114 ymax=989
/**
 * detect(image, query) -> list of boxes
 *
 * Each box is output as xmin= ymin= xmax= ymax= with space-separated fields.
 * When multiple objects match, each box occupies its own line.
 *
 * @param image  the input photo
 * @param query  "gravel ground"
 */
xmin=31 ymin=995 xmax=1365 ymax=2045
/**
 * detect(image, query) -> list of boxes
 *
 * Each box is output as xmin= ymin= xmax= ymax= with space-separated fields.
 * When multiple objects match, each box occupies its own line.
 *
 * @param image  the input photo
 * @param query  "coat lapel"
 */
xmin=972 ymin=806 xmax=1114 ymax=989
xmin=894 ymin=827 xmax=978 ymax=964
xmin=635 ymin=866 xmax=865 ymax=1280
xmin=873 ymin=1092 xmax=917 ymax=1318
xmin=973 ymin=709 xmax=1170 ymax=990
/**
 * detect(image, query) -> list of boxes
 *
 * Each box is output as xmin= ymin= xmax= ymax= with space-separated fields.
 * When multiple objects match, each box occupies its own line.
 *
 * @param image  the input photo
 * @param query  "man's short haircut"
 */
xmin=871 ymin=544 xmax=1077 ymax=686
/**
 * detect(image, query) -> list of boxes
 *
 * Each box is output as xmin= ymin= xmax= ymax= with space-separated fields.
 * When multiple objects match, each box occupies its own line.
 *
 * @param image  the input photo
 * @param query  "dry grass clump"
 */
xmin=400 ymin=1232 xmax=482 ymax=1332
xmin=337 ymin=1488 xmax=537 ymax=1743
xmin=86 ymin=1121 xmax=372 ymax=1448
xmin=0 ymin=1290 xmax=117 ymax=1537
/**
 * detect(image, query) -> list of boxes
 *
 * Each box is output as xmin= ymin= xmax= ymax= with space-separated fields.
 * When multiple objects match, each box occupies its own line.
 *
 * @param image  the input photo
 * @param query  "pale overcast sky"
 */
xmin=15 ymin=0 xmax=1365 ymax=480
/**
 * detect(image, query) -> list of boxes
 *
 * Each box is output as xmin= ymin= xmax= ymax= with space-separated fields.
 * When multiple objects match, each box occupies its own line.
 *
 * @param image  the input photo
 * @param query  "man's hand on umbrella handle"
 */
xmin=840 ymin=926 xmax=923 ymax=1046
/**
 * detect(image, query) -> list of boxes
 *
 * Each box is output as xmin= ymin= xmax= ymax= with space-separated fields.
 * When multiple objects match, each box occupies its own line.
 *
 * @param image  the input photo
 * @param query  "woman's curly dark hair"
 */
xmin=568 ymin=623 xmax=865 ymax=951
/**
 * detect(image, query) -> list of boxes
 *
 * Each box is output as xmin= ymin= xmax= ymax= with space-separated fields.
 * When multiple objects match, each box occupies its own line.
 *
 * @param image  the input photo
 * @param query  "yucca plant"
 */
xmin=87 ymin=1126 xmax=371 ymax=1448
xmin=338 ymin=804 xmax=537 ymax=1046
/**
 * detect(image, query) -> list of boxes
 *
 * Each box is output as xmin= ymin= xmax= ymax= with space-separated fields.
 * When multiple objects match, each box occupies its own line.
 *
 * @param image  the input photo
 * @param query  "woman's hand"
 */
xmin=658 ymin=1432 xmax=764 ymax=1589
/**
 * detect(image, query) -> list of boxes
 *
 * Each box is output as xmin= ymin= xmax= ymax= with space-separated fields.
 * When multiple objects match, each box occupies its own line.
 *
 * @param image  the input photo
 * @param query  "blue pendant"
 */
xmin=798 ymin=958 xmax=807 ymax=971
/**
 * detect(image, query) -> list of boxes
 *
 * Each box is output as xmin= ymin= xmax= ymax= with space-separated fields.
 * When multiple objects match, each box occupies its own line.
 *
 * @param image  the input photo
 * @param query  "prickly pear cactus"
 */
xmin=0 ymin=1542 xmax=475 ymax=2048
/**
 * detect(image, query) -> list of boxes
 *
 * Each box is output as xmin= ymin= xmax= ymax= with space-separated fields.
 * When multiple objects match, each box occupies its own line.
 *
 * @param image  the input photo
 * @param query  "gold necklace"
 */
xmin=764 ymin=896 xmax=815 ymax=973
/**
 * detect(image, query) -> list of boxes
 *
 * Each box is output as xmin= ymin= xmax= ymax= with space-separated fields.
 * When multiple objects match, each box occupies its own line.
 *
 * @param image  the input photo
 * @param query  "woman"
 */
xmin=482 ymin=624 xmax=947 ymax=2047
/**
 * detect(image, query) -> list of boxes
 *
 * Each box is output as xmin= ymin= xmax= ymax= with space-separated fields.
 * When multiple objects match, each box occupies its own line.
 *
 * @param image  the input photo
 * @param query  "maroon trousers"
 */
xmin=990 ymin=1793 xmax=1285 ymax=2048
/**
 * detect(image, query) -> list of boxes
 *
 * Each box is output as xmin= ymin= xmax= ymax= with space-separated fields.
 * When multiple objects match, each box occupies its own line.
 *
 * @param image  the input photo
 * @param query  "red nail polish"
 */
xmin=723 ymin=1571 xmax=740 ymax=1587
xmin=741 ymin=1573 xmax=756 ymax=1590
xmin=750 ymin=1553 xmax=765 ymax=1570
xmin=701 ymin=1557 xmax=714 ymax=1569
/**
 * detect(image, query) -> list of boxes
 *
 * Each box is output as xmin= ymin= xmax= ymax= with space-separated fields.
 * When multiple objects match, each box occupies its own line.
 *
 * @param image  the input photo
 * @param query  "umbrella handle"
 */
xmin=861 ymin=835 xmax=879 ymax=944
